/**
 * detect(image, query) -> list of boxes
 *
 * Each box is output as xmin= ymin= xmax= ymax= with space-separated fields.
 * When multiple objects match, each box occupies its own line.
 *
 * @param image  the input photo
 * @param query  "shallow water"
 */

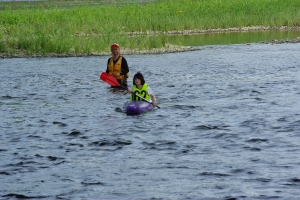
xmin=169 ymin=30 xmax=300 ymax=46
xmin=1 ymin=43 xmax=300 ymax=199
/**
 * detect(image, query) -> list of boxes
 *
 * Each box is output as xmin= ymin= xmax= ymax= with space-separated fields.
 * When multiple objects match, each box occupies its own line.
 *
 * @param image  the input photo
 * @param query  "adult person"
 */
xmin=106 ymin=43 xmax=129 ymax=88
xmin=124 ymin=72 xmax=157 ymax=107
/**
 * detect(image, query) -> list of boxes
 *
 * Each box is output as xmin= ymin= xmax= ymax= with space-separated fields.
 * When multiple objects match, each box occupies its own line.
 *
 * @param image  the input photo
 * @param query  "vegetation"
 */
xmin=0 ymin=0 xmax=300 ymax=57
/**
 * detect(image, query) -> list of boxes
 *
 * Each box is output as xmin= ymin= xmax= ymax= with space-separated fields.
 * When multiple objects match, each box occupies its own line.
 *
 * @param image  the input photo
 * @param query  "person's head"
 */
xmin=110 ymin=43 xmax=120 ymax=55
xmin=133 ymin=72 xmax=145 ymax=86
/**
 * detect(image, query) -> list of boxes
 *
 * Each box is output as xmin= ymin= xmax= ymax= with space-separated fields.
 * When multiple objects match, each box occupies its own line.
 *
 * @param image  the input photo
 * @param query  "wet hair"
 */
xmin=133 ymin=72 xmax=145 ymax=85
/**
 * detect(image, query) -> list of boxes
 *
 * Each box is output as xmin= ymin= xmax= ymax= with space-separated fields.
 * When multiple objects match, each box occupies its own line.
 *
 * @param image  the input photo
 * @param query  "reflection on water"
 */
xmin=168 ymin=30 xmax=300 ymax=46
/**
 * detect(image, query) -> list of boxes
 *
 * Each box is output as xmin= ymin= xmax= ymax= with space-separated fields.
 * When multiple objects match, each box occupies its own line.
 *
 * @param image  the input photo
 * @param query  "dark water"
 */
xmin=1 ymin=43 xmax=300 ymax=199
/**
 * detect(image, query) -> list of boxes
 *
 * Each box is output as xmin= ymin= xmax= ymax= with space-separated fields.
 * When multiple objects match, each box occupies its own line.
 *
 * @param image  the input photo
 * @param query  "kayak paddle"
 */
xmin=100 ymin=72 xmax=129 ymax=89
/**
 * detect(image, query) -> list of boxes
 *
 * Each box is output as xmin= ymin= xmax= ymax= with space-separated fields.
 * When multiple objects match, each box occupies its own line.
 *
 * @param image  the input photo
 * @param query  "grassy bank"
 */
xmin=0 ymin=0 xmax=300 ymax=57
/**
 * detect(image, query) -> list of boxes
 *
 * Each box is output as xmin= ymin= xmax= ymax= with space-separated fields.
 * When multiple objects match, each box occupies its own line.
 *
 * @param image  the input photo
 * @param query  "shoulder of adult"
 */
xmin=121 ymin=57 xmax=128 ymax=66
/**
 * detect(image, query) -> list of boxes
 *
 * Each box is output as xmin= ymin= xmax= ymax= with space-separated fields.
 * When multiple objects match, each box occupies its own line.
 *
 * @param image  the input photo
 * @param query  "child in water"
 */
xmin=124 ymin=72 xmax=157 ymax=107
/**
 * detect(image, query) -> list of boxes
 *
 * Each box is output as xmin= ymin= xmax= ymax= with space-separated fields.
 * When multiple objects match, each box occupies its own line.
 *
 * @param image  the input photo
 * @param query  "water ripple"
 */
xmin=1 ymin=44 xmax=300 ymax=199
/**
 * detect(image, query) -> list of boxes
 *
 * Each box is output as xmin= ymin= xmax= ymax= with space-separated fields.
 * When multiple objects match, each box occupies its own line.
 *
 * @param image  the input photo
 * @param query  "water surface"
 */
xmin=1 ymin=43 xmax=300 ymax=199
xmin=169 ymin=30 xmax=300 ymax=46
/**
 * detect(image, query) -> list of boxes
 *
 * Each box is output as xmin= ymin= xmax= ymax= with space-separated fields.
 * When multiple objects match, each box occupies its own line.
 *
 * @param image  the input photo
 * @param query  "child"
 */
xmin=124 ymin=72 xmax=157 ymax=107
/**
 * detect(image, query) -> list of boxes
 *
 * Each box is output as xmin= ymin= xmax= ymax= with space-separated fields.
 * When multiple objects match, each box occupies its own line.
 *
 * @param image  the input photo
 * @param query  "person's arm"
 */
xmin=147 ymin=86 xmax=157 ymax=106
xmin=123 ymin=89 xmax=133 ymax=95
xmin=120 ymin=57 xmax=129 ymax=77
xmin=123 ymin=86 xmax=133 ymax=95
xmin=106 ymin=58 xmax=110 ymax=73
xmin=150 ymin=94 xmax=157 ymax=106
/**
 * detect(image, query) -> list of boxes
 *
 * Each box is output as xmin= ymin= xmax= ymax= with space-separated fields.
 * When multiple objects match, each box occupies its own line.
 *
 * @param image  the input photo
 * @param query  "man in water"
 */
xmin=106 ymin=43 xmax=130 ymax=88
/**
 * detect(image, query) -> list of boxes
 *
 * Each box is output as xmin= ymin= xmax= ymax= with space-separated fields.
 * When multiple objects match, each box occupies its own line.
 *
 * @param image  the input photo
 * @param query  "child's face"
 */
xmin=134 ymin=78 xmax=141 ymax=85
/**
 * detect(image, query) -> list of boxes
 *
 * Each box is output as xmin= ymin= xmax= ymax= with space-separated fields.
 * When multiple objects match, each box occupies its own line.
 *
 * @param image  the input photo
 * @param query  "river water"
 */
xmin=169 ymin=30 xmax=300 ymax=46
xmin=1 ymin=43 xmax=300 ymax=199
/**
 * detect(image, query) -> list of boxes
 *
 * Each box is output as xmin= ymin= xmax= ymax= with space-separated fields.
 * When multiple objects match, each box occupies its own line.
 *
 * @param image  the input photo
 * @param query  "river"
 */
xmin=1 ymin=42 xmax=300 ymax=199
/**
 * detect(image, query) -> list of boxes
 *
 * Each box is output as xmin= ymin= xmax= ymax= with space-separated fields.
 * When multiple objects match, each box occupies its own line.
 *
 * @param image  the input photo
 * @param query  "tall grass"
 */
xmin=0 ymin=0 xmax=299 ymax=57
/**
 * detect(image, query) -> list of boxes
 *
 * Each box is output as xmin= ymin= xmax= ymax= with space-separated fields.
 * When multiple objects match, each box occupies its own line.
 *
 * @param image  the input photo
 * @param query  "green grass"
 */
xmin=0 ymin=0 xmax=300 ymax=57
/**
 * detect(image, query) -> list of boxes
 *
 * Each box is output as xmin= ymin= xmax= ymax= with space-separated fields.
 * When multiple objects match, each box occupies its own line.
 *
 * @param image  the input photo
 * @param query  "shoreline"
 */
xmin=127 ymin=26 xmax=300 ymax=36
xmin=1 ymin=26 xmax=300 ymax=59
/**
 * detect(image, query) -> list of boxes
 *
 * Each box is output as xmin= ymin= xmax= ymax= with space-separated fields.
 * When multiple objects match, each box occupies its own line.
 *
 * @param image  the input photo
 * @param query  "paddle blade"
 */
xmin=100 ymin=72 xmax=120 ymax=87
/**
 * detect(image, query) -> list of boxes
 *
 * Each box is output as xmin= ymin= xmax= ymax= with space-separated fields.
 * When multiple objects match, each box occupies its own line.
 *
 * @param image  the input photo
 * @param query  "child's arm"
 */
xmin=150 ymin=94 xmax=157 ymax=106
xmin=123 ymin=89 xmax=132 ymax=95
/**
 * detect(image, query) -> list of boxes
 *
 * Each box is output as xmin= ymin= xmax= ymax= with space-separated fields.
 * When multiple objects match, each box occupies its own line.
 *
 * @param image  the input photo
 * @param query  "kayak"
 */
xmin=124 ymin=101 xmax=154 ymax=115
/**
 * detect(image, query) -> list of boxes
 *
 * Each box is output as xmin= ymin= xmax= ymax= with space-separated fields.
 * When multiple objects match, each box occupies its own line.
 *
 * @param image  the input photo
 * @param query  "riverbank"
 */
xmin=0 ymin=43 xmax=195 ymax=58
xmin=1 ymin=26 xmax=300 ymax=58
xmin=1 ymin=0 xmax=300 ymax=58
